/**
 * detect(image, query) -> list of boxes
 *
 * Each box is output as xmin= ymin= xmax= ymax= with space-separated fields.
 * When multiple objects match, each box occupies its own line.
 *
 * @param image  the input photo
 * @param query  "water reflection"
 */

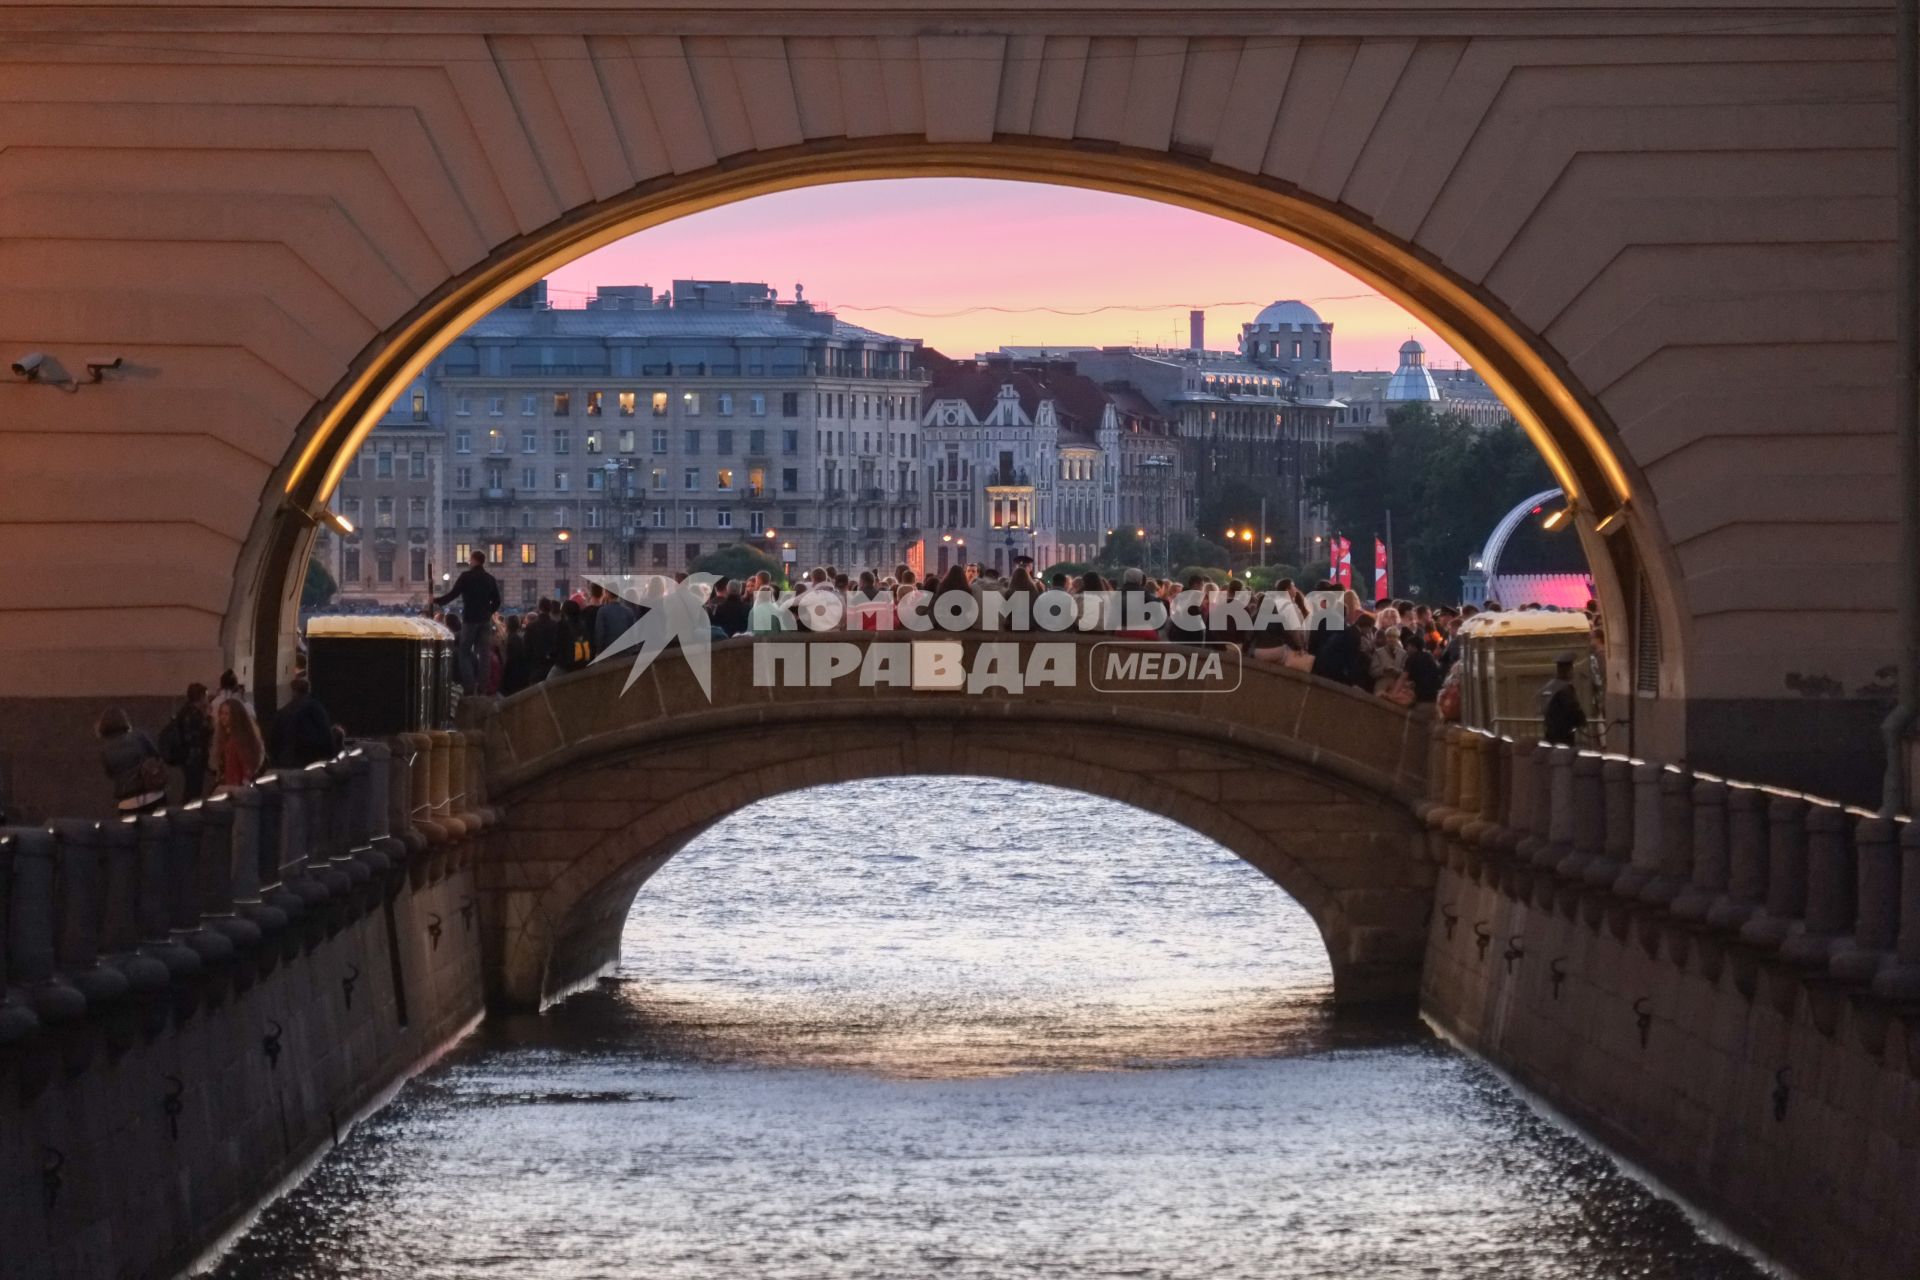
xmin=209 ymin=778 xmax=1770 ymax=1280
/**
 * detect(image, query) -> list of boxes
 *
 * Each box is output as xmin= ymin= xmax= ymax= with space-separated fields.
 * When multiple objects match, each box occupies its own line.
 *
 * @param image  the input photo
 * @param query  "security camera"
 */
xmin=11 ymin=353 xmax=45 ymax=380
xmin=85 ymin=356 xmax=123 ymax=382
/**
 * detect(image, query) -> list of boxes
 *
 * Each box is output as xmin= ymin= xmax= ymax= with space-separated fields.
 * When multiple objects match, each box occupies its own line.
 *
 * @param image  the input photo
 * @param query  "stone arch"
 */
xmin=484 ymin=714 xmax=1430 ymax=1013
xmin=238 ymin=136 xmax=1685 ymax=739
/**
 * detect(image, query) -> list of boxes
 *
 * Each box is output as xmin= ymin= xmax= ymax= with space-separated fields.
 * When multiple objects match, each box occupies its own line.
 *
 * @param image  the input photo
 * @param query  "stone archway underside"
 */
xmin=482 ymin=715 xmax=1431 ymax=1011
xmin=0 ymin=3 xmax=1901 ymax=815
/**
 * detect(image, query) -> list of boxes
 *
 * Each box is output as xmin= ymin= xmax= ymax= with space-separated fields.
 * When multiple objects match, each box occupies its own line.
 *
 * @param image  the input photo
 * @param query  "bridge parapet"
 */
xmin=475 ymin=633 xmax=1432 ymax=805
xmin=0 ymin=731 xmax=500 ymax=1070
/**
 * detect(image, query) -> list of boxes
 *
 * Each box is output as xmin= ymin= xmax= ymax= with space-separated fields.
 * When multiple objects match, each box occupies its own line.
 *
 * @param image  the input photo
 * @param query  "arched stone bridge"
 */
xmin=472 ymin=635 xmax=1433 ymax=1010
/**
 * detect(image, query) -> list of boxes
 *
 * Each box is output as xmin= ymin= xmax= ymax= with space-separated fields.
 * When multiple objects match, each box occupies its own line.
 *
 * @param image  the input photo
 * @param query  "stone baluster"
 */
xmin=1535 ymin=745 xmax=1575 ymax=871
xmin=1740 ymin=795 xmax=1809 ymax=951
xmin=464 ymin=730 xmax=499 ymax=829
xmin=1641 ymin=766 xmax=1694 ymax=907
xmin=429 ymin=729 xmax=462 ymax=838
xmin=254 ymin=774 xmax=306 ymax=926
xmin=48 ymin=821 xmax=132 ymax=1009
xmin=1670 ymin=778 xmax=1728 ymax=922
xmin=363 ymin=740 xmax=410 ymax=868
xmin=0 ymin=832 xmax=43 ymax=1044
xmin=1583 ymin=757 xmax=1631 ymax=889
xmin=226 ymin=784 xmax=288 ymax=940
xmin=1503 ymin=739 xmax=1535 ymax=848
xmin=135 ymin=814 xmax=201 ymax=981
xmin=6 ymin=827 xmax=86 ymax=1026
xmin=1516 ymin=742 xmax=1555 ymax=865
xmin=1832 ymin=817 xmax=1899 ymax=983
xmin=302 ymin=761 xmax=353 ymax=901
xmin=407 ymin=732 xmax=448 ymax=845
xmin=164 ymin=806 xmax=234 ymax=967
xmin=1707 ymin=784 xmax=1768 ymax=932
xmin=1870 ymin=822 xmax=1920 ymax=1000
xmin=276 ymin=770 xmax=331 ymax=914
xmin=322 ymin=756 xmax=374 ymax=892
xmin=196 ymin=794 xmax=261 ymax=953
xmin=1424 ymin=723 xmax=1448 ymax=808
xmin=1556 ymin=752 xmax=1605 ymax=881
xmin=97 ymin=817 xmax=169 ymax=996
xmin=389 ymin=735 xmax=428 ymax=853
xmin=1613 ymin=762 xmax=1662 ymax=898
xmin=343 ymin=748 xmax=391 ymax=876
xmin=1780 ymin=802 xmax=1854 ymax=968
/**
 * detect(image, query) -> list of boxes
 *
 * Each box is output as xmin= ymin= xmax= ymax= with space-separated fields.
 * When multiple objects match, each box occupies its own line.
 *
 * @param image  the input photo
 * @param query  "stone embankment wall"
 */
xmin=1415 ymin=729 xmax=1920 ymax=1280
xmin=0 ymin=731 xmax=496 ymax=1280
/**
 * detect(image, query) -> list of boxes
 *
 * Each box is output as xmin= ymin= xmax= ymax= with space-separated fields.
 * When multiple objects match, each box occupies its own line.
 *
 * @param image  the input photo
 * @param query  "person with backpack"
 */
xmin=97 ymin=707 xmax=168 ymax=814
xmin=158 ymin=681 xmax=214 ymax=801
xmin=549 ymin=598 xmax=593 ymax=679
xmin=433 ymin=550 xmax=503 ymax=694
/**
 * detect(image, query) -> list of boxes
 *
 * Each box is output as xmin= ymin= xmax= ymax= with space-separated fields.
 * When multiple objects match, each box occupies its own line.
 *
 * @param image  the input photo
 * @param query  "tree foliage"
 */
xmin=1308 ymin=405 xmax=1554 ymax=601
xmin=301 ymin=555 xmax=337 ymax=610
xmin=690 ymin=542 xmax=784 ymax=583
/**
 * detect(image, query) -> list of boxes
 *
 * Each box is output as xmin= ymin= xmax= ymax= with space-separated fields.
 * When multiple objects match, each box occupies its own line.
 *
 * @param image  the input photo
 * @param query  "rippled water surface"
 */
xmin=210 ymin=779 xmax=1771 ymax=1280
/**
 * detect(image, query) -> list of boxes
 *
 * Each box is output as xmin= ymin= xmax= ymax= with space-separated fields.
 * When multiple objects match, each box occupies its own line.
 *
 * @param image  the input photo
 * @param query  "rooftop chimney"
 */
xmin=1189 ymin=309 xmax=1205 ymax=351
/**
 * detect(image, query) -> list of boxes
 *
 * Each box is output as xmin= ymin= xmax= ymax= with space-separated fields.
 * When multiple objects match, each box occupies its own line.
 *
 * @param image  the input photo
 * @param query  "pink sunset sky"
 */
xmin=546 ymin=178 xmax=1467 ymax=373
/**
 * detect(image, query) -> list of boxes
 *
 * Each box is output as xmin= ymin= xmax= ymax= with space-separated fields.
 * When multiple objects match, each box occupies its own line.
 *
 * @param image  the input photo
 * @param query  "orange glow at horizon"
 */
xmin=545 ymin=179 xmax=1468 ymax=372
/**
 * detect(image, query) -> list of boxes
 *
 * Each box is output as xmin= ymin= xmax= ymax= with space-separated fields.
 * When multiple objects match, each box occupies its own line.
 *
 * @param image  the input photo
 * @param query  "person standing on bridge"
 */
xmin=434 ymin=550 xmax=501 ymax=694
xmin=1541 ymin=652 xmax=1588 ymax=746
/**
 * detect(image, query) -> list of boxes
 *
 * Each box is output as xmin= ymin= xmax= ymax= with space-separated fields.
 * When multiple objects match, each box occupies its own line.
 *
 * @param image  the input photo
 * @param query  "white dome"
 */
xmin=1399 ymin=338 xmax=1425 ymax=356
xmin=1252 ymin=299 xmax=1324 ymax=329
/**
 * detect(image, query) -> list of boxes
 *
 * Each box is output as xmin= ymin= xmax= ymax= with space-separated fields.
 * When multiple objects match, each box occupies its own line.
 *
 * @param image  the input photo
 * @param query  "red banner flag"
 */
xmin=1331 ymin=536 xmax=1352 ymax=588
xmin=1375 ymin=536 xmax=1389 ymax=599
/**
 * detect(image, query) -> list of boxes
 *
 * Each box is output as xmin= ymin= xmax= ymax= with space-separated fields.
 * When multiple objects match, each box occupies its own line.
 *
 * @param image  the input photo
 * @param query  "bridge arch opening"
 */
xmin=242 ymin=139 xmax=1685 ymax=744
xmin=602 ymin=774 xmax=1340 ymax=1073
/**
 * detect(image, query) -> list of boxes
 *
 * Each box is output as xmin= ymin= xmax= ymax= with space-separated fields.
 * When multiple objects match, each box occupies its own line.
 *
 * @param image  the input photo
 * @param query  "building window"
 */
xmin=553 ymin=429 xmax=570 ymax=455
xmin=521 ymin=429 xmax=538 ymax=454
xmin=651 ymin=428 xmax=669 ymax=454
xmin=748 ymin=428 xmax=766 ymax=454
xmin=410 ymin=451 xmax=426 ymax=479
xmin=619 ymin=428 xmax=635 ymax=453
xmin=553 ymin=392 xmax=571 ymax=416
xmin=455 ymin=430 xmax=472 ymax=454
xmin=781 ymin=467 xmax=798 ymax=493
xmin=521 ymin=394 xmax=538 ymax=416
xmin=685 ymin=543 xmax=701 ymax=564
xmin=554 ymin=469 xmax=570 ymax=492
xmin=682 ymin=506 xmax=697 ymax=527
xmin=716 ymin=429 xmax=733 ymax=455
xmin=782 ymin=507 xmax=798 ymax=526
xmin=683 ymin=467 xmax=700 ymax=491
xmin=554 ymin=546 xmax=569 ymax=568
xmin=585 ymin=391 xmax=603 ymax=417
xmin=651 ymin=507 xmax=668 ymax=528
xmin=346 ymin=450 xmax=363 ymax=479
xmin=410 ymin=547 xmax=427 ymax=581
xmin=454 ymin=510 xmax=471 ymax=529
xmin=455 ymin=395 xmax=472 ymax=417
xmin=782 ymin=391 xmax=800 ymax=417
xmin=521 ymin=579 xmax=538 ymax=607
xmin=684 ymin=429 xmax=700 ymax=454
xmin=683 ymin=392 xmax=701 ymax=416
xmin=586 ymin=543 xmax=603 ymax=568
xmin=716 ymin=510 xmax=733 ymax=529
xmin=376 ymin=450 xmax=394 ymax=479
xmin=587 ymin=468 xmax=604 ymax=491
xmin=489 ymin=429 xmax=506 ymax=454
xmin=584 ymin=505 xmax=603 ymax=528
xmin=783 ymin=429 xmax=799 ymax=454
xmin=488 ymin=395 xmax=505 ymax=416
xmin=751 ymin=394 xmax=767 ymax=417
xmin=408 ymin=497 xmax=427 ymax=526
xmin=650 ymin=467 xmax=666 ymax=491
xmin=488 ymin=541 xmax=507 ymax=565
xmin=618 ymin=391 xmax=636 ymax=417
xmin=343 ymin=547 xmax=360 ymax=581
xmin=453 ymin=543 xmax=470 ymax=566
xmin=411 ymin=393 xmax=427 ymax=421
xmin=747 ymin=466 xmax=765 ymax=497
xmin=455 ymin=466 xmax=472 ymax=490
xmin=376 ymin=555 xmax=394 ymax=583
xmin=716 ymin=468 xmax=734 ymax=491
xmin=718 ymin=393 xmax=734 ymax=416
xmin=651 ymin=391 xmax=669 ymax=417
xmin=520 ymin=466 xmax=536 ymax=489
xmin=585 ymin=430 xmax=602 ymax=455
xmin=520 ymin=543 xmax=537 ymax=565
xmin=749 ymin=510 xmax=765 ymax=534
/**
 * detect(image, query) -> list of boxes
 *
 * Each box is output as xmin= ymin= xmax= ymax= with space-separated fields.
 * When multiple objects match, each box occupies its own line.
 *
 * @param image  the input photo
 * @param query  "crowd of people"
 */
xmin=423 ymin=549 xmax=1599 ymax=733
xmin=95 ymin=666 xmax=345 ymax=817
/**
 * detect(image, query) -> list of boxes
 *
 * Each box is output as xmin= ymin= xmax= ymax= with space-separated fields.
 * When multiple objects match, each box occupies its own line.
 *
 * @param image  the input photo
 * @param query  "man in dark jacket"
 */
xmin=1541 ymin=653 xmax=1589 ymax=745
xmin=158 ymin=681 xmax=214 ymax=800
xmin=1311 ymin=611 xmax=1376 ymax=690
xmin=434 ymin=551 xmax=502 ymax=693
xmin=522 ymin=598 xmax=558 ymax=684
xmin=268 ymin=677 xmax=337 ymax=769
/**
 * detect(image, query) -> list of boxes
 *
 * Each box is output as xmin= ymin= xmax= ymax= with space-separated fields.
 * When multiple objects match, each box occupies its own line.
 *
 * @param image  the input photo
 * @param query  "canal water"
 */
xmin=208 ymin=779 xmax=1773 ymax=1280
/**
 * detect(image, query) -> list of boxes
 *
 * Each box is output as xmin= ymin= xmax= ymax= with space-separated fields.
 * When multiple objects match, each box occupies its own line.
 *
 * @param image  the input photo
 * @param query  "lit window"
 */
xmin=488 ymin=541 xmax=507 ymax=564
xmin=520 ymin=543 xmax=537 ymax=565
xmin=454 ymin=543 xmax=471 ymax=566
xmin=585 ymin=391 xmax=603 ymax=417
xmin=683 ymin=392 xmax=701 ymax=416
xmin=651 ymin=392 xmax=668 ymax=416
xmin=585 ymin=430 xmax=602 ymax=455
xmin=618 ymin=391 xmax=636 ymax=416
xmin=412 ymin=393 xmax=427 ymax=421
xmin=716 ymin=468 xmax=734 ymax=491
xmin=553 ymin=392 xmax=571 ymax=416
xmin=489 ymin=429 xmax=506 ymax=455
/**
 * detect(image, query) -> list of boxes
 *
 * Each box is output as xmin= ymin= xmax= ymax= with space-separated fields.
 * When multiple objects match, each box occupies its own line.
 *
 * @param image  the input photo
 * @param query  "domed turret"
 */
xmin=1252 ymin=299 xmax=1325 ymax=329
xmin=1241 ymin=299 xmax=1332 ymax=372
xmin=1385 ymin=338 xmax=1440 ymax=402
